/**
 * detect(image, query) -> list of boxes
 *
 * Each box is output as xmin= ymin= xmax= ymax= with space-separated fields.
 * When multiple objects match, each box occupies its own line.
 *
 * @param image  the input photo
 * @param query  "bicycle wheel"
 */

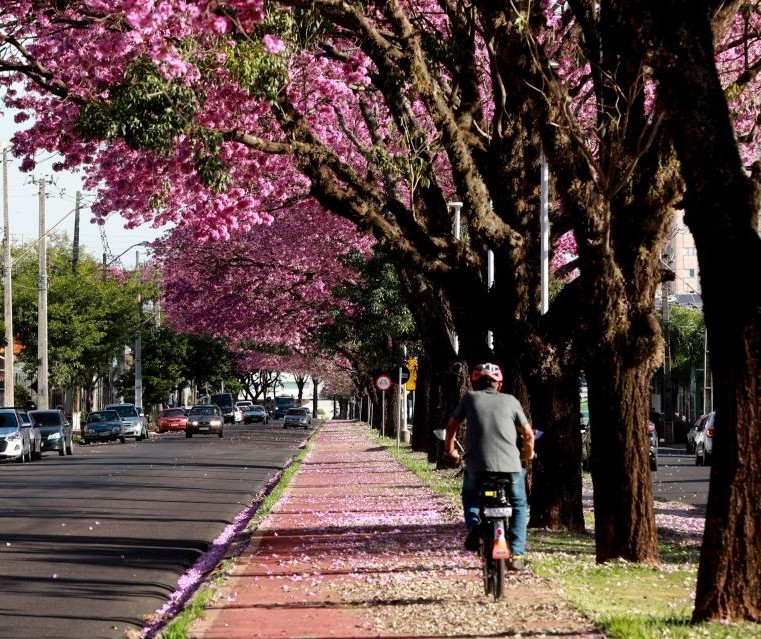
xmin=480 ymin=528 xmax=492 ymax=596
xmin=493 ymin=558 xmax=506 ymax=600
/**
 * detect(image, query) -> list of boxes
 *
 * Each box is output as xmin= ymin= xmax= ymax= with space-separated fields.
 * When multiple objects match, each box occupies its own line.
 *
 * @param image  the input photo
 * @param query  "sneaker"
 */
xmin=463 ymin=525 xmax=481 ymax=551
xmin=507 ymin=555 xmax=526 ymax=570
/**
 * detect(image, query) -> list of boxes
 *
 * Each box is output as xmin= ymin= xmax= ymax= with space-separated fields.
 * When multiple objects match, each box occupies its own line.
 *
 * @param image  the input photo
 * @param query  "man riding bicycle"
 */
xmin=444 ymin=362 xmax=535 ymax=570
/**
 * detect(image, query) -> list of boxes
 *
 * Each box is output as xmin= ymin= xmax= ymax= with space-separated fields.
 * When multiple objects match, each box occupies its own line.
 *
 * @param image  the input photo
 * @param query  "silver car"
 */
xmin=105 ymin=403 xmax=148 ymax=441
xmin=0 ymin=408 xmax=32 ymax=463
xmin=283 ymin=407 xmax=312 ymax=430
xmin=185 ymin=404 xmax=224 ymax=438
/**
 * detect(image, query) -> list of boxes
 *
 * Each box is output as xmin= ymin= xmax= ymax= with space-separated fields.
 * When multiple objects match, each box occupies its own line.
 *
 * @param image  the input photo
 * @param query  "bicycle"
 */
xmin=434 ymin=428 xmax=513 ymax=600
xmin=475 ymin=475 xmax=513 ymax=600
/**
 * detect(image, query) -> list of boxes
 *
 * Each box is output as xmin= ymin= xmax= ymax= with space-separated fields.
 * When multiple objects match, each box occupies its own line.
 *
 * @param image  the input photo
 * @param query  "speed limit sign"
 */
xmin=375 ymin=375 xmax=392 ymax=391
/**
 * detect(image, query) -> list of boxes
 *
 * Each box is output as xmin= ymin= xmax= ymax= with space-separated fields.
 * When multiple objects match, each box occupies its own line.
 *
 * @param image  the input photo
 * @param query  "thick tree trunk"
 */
xmin=528 ymin=373 xmax=586 ymax=532
xmin=629 ymin=3 xmax=761 ymax=621
xmin=586 ymin=362 xmax=659 ymax=563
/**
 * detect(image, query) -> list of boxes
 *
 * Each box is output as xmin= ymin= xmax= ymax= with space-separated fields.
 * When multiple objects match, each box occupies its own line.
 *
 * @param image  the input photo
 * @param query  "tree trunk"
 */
xmin=627 ymin=3 xmax=761 ymax=621
xmin=528 ymin=372 xmax=586 ymax=532
xmin=586 ymin=362 xmax=659 ymax=563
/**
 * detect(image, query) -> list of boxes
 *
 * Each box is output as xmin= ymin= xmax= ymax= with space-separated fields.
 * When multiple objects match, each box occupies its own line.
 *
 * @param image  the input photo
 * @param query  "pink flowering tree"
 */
xmin=2 ymin=2 xmax=761 ymax=617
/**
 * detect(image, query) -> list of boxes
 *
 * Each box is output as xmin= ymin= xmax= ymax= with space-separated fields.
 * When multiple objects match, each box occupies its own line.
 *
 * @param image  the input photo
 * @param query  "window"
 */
xmin=684 ymin=269 xmax=696 ymax=278
xmin=683 ymin=247 xmax=696 ymax=256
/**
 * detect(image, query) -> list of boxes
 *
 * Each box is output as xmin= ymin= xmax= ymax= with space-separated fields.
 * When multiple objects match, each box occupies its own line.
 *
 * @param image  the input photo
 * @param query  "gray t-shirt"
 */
xmin=451 ymin=388 xmax=529 ymax=473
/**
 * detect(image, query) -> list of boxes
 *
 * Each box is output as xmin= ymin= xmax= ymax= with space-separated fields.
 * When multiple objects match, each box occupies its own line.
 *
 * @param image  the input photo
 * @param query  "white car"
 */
xmin=694 ymin=411 xmax=715 ymax=466
xmin=0 ymin=408 xmax=32 ymax=462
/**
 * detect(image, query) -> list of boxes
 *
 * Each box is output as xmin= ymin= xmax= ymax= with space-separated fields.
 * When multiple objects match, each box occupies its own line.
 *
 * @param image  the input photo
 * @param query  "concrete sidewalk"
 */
xmin=187 ymin=421 xmax=603 ymax=639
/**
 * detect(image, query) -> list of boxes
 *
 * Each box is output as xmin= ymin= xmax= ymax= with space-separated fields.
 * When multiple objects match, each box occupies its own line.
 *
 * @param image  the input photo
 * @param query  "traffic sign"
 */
xmin=406 ymin=357 xmax=418 ymax=391
xmin=375 ymin=374 xmax=392 ymax=391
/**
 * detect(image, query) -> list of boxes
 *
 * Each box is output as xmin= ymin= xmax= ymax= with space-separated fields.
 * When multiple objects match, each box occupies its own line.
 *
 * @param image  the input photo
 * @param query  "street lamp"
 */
xmin=102 ymin=241 xmax=150 ymax=273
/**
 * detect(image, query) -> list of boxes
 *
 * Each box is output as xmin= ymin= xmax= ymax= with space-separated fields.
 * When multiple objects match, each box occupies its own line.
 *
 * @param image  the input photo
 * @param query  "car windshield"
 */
xmin=18 ymin=412 xmax=30 ymax=425
xmin=87 ymin=411 xmax=119 ymax=422
xmin=108 ymin=405 xmax=139 ymax=418
xmin=250 ymin=406 xmax=264 ymax=411
xmin=161 ymin=408 xmax=185 ymax=417
xmin=190 ymin=406 xmax=217 ymax=416
xmin=286 ymin=408 xmax=307 ymax=416
xmin=0 ymin=412 xmax=18 ymax=427
xmin=30 ymin=411 xmax=64 ymax=426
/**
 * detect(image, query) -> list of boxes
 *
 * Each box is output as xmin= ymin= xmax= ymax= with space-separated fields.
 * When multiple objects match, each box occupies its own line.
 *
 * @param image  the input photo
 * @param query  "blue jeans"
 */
xmin=462 ymin=468 xmax=528 ymax=556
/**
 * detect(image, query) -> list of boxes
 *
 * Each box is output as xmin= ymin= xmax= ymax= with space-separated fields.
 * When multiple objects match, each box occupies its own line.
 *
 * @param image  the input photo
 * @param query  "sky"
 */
xmin=0 ymin=111 xmax=168 ymax=269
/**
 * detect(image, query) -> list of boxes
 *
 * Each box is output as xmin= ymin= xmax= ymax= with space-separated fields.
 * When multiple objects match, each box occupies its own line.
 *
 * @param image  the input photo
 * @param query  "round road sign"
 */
xmin=375 ymin=375 xmax=392 ymax=391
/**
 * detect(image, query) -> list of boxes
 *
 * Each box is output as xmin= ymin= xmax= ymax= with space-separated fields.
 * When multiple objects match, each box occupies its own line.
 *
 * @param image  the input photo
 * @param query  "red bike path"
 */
xmin=187 ymin=421 xmax=605 ymax=639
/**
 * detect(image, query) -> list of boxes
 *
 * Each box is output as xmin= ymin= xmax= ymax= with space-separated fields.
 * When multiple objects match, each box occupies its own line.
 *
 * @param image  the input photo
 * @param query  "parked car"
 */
xmin=579 ymin=419 xmax=656 ymax=471
xmin=647 ymin=419 xmax=658 ymax=471
xmin=236 ymin=400 xmax=253 ymax=411
xmin=581 ymin=423 xmax=591 ymax=471
xmin=82 ymin=410 xmax=126 ymax=444
xmin=105 ymin=403 xmax=148 ymax=441
xmin=0 ymin=408 xmax=33 ymax=463
xmin=694 ymin=411 xmax=716 ymax=466
xmin=686 ymin=414 xmax=709 ymax=454
xmin=16 ymin=409 xmax=41 ymax=461
xmin=29 ymin=409 xmax=73 ymax=457
xmin=243 ymin=404 xmax=269 ymax=425
xmin=185 ymin=404 xmax=224 ymax=438
xmin=283 ymin=407 xmax=312 ymax=430
xmin=157 ymin=407 xmax=188 ymax=433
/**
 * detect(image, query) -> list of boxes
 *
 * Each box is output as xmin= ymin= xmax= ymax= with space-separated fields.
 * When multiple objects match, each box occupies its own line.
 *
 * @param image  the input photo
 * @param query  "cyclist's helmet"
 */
xmin=471 ymin=363 xmax=503 ymax=383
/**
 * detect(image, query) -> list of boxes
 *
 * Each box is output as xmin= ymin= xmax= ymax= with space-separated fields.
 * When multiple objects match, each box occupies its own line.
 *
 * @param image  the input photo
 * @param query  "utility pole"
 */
xmin=72 ymin=190 xmax=81 ymax=274
xmin=134 ymin=251 xmax=142 ymax=410
xmin=35 ymin=175 xmax=52 ymax=409
xmin=2 ymin=143 xmax=13 ymax=406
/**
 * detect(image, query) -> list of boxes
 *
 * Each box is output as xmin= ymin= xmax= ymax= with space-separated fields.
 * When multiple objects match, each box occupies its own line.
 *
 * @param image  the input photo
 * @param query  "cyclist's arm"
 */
xmin=518 ymin=421 xmax=535 ymax=462
xmin=445 ymin=417 xmax=462 ymax=461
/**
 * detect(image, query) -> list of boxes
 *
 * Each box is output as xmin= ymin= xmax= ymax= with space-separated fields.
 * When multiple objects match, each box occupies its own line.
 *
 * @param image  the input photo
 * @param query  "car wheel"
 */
xmin=696 ymin=447 xmax=704 ymax=466
xmin=283 ymin=425 xmax=287 ymax=429
xmin=218 ymin=430 xmax=224 ymax=438
xmin=59 ymin=447 xmax=66 ymax=457
xmin=120 ymin=436 xmax=126 ymax=443
xmin=66 ymin=441 xmax=73 ymax=455
xmin=186 ymin=431 xmax=192 ymax=438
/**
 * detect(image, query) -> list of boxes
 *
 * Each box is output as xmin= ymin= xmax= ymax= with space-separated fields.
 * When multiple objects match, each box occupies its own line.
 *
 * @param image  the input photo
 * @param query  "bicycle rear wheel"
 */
xmin=493 ymin=558 xmax=505 ymax=599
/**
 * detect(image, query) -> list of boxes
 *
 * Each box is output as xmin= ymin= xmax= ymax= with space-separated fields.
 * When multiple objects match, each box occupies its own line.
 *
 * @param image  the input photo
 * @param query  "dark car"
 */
xmin=29 ymin=409 xmax=73 ymax=457
xmin=283 ymin=407 xmax=311 ymax=430
xmin=185 ymin=404 xmax=224 ymax=438
xmin=82 ymin=410 xmax=126 ymax=444
xmin=243 ymin=405 xmax=269 ymax=425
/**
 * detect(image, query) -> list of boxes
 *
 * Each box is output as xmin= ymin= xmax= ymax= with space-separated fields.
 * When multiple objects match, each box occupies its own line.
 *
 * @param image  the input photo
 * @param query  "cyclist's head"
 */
xmin=471 ymin=363 xmax=503 ymax=389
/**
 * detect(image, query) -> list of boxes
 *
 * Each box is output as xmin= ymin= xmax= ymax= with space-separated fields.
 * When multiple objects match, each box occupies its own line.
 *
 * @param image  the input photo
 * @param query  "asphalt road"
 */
xmin=0 ymin=420 xmax=310 ymax=639
xmin=651 ymin=443 xmax=711 ymax=507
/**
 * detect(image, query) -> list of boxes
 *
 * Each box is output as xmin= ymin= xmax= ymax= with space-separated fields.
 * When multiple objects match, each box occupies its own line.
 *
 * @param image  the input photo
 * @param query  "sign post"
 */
xmin=375 ymin=374 xmax=392 ymax=437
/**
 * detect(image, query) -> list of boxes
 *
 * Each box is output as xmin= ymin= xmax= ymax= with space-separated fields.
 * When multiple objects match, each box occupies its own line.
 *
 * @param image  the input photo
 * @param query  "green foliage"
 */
xmin=10 ymin=237 xmax=143 ymax=392
xmin=317 ymin=248 xmax=420 ymax=378
xmin=75 ymin=57 xmax=200 ymax=155
xmin=224 ymin=40 xmax=288 ymax=101
xmin=665 ymin=305 xmax=705 ymax=388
